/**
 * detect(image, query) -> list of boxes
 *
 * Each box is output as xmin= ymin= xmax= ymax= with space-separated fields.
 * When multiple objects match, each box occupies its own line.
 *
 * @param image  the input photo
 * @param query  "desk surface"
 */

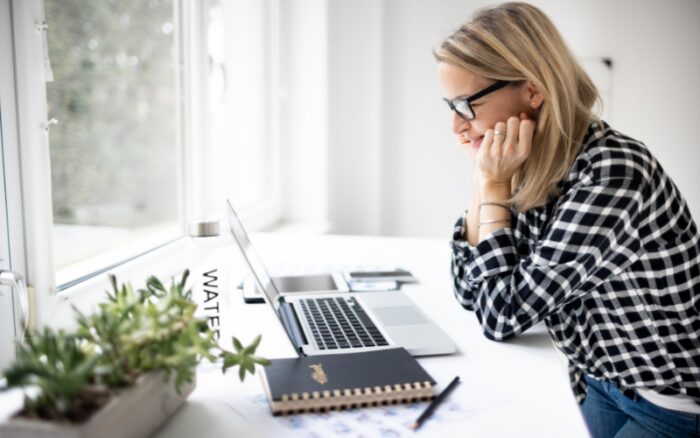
xmin=155 ymin=232 xmax=588 ymax=438
xmin=0 ymin=233 xmax=588 ymax=437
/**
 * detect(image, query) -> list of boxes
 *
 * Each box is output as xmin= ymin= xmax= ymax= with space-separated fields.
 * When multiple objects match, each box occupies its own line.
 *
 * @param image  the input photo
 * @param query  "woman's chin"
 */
xmin=457 ymin=137 xmax=479 ymax=160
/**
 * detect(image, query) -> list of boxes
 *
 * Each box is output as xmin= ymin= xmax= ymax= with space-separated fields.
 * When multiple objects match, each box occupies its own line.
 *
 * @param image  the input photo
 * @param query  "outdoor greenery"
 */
xmin=0 ymin=270 xmax=269 ymax=423
xmin=45 ymin=0 xmax=180 ymax=226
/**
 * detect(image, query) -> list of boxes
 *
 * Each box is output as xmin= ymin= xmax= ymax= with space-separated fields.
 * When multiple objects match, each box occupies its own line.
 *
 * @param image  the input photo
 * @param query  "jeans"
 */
xmin=580 ymin=375 xmax=700 ymax=437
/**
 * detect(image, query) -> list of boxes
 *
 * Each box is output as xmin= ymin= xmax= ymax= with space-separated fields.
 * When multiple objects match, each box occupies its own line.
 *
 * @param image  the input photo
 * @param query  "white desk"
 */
xmin=154 ymin=232 xmax=588 ymax=437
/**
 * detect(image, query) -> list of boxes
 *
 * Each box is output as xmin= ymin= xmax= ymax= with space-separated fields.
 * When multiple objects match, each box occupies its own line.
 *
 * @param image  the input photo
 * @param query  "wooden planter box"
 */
xmin=0 ymin=372 xmax=195 ymax=438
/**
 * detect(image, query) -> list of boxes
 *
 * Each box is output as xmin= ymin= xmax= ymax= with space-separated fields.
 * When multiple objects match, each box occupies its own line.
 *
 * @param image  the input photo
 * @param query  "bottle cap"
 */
xmin=188 ymin=220 xmax=220 ymax=237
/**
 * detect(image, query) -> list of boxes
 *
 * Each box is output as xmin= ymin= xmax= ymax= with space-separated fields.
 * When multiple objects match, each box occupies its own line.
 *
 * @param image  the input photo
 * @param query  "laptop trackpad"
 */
xmin=373 ymin=306 xmax=428 ymax=326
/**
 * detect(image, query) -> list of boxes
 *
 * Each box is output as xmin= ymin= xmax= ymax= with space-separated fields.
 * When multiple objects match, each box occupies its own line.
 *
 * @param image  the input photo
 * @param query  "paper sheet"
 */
xmin=229 ymin=388 xmax=511 ymax=437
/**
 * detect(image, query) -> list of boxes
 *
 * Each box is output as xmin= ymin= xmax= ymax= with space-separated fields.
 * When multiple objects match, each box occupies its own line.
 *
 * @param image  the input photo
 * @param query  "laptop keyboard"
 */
xmin=300 ymin=297 xmax=389 ymax=350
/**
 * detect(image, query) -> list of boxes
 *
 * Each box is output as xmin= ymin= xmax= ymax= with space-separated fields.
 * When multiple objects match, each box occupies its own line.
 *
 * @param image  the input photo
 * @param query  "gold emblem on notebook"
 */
xmin=309 ymin=364 xmax=328 ymax=385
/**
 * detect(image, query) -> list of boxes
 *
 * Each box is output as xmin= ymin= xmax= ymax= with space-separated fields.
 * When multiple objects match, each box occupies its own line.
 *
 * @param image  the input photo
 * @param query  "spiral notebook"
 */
xmin=259 ymin=348 xmax=436 ymax=415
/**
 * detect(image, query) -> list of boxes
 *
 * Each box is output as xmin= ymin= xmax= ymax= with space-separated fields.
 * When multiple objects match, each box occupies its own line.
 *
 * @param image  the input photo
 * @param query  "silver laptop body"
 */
xmin=227 ymin=200 xmax=456 ymax=357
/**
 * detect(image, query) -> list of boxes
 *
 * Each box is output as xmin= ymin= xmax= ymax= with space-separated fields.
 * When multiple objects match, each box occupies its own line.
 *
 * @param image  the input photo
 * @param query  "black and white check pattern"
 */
xmin=451 ymin=120 xmax=700 ymax=405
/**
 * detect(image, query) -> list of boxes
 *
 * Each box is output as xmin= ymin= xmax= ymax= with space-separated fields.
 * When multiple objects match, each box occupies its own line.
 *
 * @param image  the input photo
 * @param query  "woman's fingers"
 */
xmin=492 ymin=121 xmax=507 ymax=157
xmin=517 ymin=118 xmax=535 ymax=158
xmin=504 ymin=117 xmax=520 ymax=154
xmin=482 ymin=128 xmax=495 ymax=156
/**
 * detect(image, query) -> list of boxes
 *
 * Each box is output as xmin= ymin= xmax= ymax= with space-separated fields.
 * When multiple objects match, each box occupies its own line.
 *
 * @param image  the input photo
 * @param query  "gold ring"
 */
xmin=494 ymin=130 xmax=506 ymax=136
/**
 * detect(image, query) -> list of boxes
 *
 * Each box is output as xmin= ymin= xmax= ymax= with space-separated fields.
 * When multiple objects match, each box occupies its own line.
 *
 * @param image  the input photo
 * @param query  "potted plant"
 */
xmin=0 ymin=270 xmax=269 ymax=438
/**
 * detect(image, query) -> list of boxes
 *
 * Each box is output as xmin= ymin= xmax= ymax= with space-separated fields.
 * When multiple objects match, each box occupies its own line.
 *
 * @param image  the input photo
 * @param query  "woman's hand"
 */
xmin=477 ymin=113 xmax=535 ymax=185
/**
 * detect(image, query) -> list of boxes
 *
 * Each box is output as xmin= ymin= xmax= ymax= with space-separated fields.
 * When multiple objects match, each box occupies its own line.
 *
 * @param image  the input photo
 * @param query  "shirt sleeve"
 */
xmin=450 ymin=176 xmax=644 ymax=341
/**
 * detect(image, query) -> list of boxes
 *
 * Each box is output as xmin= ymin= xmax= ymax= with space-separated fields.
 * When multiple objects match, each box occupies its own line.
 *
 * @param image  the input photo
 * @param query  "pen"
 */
xmin=409 ymin=375 xmax=461 ymax=430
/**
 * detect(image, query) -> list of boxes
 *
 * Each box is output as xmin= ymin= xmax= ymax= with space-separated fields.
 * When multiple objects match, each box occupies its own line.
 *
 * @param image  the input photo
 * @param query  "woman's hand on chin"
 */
xmin=478 ymin=112 xmax=534 ymax=186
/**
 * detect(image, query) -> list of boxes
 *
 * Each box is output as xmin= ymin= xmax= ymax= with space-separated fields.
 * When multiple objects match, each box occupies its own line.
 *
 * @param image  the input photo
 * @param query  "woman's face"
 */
xmin=438 ymin=62 xmax=535 ymax=160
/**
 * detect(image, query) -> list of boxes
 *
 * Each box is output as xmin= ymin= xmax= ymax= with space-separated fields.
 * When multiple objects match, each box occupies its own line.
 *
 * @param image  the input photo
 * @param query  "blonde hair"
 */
xmin=434 ymin=2 xmax=600 ymax=211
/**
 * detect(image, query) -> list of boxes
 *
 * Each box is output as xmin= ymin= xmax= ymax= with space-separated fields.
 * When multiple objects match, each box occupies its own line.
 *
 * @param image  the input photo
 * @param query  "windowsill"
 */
xmin=50 ymin=236 xmax=199 ymax=327
xmin=53 ymin=202 xmax=285 ymax=309
xmin=54 ymin=224 xmax=183 ymax=289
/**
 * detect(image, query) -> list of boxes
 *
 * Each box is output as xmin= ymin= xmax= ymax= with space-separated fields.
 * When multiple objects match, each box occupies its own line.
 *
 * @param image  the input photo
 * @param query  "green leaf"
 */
xmin=249 ymin=334 xmax=262 ymax=351
xmin=109 ymin=274 xmax=118 ymax=294
xmin=232 ymin=337 xmax=243 ymax=352
xmin=179 ymin=270 xmax=190 ymax=291
xmin=254 ymin=356 xmax=271 ymax=366
xmin=147 ymin=276 xmax=166 ymax=292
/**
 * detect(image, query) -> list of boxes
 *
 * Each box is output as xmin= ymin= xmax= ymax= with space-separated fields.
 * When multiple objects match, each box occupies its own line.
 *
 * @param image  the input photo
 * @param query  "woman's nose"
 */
xmin=452 ymin=112 xmax=469 ymax=134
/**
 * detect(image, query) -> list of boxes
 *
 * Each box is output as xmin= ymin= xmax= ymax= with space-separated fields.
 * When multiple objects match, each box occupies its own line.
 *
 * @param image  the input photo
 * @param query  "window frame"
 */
xmin=217 ymin=0 xmax=283 ymax=230
xmin=12 ymin=0 xmax=58 ymax=327
xmin=1 ymin=0 xmax=28 ymax=368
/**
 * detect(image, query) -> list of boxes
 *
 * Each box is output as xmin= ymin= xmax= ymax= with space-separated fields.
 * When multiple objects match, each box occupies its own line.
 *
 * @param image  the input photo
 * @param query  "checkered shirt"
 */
xmin=451 ymin=120 xmax=700 ymax=405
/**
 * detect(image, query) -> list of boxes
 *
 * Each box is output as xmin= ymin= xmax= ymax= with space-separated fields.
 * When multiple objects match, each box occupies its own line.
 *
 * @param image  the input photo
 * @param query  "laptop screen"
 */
xmin=226 ymin=200 xmax=281 ymax=308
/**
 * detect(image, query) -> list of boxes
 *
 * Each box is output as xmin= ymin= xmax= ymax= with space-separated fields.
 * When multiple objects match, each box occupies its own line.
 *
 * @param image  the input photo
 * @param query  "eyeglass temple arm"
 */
xmin=466 ymin=80 xmax=511 ymax=102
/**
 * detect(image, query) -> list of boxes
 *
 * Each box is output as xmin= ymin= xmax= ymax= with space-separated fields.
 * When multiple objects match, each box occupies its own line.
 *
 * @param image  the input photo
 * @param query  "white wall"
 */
xmin=321 ymin=0 xmax=700 ymax=238
xmin=326 ymin=0 xmax=385 ymax=235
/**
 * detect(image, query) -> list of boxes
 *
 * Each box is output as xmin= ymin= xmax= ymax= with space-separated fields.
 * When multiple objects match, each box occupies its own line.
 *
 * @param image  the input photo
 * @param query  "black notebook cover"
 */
xmin=260 ymin=348 xmax=436 ymax=415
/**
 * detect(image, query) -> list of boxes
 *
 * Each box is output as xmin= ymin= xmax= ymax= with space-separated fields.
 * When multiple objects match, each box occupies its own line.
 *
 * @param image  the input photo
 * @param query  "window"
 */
xmin=44 ymin=0 xmax=184 ymax=286
xmin=210 ymin=0 xmax=282 ymax=227
xmin=1 ymin=0 xmax=282 ymax=335
xmin=46 ymin=0 xmax=283 ymax=286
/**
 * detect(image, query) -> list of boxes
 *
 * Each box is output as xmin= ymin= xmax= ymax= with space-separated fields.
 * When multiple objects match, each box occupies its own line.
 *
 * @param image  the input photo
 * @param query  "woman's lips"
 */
xmin=470 ymin=136 xmax=484 ymax=149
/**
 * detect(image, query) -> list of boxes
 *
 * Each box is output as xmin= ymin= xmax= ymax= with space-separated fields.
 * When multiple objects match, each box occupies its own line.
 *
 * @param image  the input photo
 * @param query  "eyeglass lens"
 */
xmin=453 ymin=100 xmax=474 ymax=120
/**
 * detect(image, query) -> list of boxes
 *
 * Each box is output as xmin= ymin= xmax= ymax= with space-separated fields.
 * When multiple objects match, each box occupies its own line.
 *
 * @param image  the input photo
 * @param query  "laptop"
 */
xmin=226 ymin=200 xmax=457 ymax=357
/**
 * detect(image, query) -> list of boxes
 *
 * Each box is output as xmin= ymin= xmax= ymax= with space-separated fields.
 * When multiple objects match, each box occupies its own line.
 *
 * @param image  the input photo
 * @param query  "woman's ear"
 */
xmin=524 ymin=80 xmax=544 ymax=110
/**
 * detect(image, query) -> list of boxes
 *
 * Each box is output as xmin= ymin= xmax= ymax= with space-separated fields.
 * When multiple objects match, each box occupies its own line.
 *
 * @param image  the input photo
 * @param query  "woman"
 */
xmin=436 ymin=3 xmax=700 ymax=437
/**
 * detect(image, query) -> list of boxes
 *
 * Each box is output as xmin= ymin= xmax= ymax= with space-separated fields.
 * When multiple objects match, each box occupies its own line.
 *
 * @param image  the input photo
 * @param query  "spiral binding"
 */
xmin=271 ymin=381 xmax=435 ymax=416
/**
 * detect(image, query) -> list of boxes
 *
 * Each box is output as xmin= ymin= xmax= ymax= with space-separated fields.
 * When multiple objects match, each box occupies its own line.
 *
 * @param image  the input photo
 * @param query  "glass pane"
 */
xmin=45 ymin=0 xmax=183 ymax=283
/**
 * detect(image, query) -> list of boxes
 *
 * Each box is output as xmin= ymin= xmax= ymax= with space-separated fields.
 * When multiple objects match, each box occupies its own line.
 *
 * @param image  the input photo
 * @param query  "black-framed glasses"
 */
xmin=443 ymin=80 xmax=511 ymax=120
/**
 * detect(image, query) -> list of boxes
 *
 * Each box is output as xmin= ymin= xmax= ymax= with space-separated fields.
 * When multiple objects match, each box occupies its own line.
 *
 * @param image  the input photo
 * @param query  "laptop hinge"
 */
xmin=279 ymin=301 xmax=307 ymax=353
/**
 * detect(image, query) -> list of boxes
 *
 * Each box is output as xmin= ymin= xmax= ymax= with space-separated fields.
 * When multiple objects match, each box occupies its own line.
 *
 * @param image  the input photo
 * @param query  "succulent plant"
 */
xmin=0 ymin=270 xmax=269 ymax=423
xmin=2 ymin=328 xmax=104 ymax=422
